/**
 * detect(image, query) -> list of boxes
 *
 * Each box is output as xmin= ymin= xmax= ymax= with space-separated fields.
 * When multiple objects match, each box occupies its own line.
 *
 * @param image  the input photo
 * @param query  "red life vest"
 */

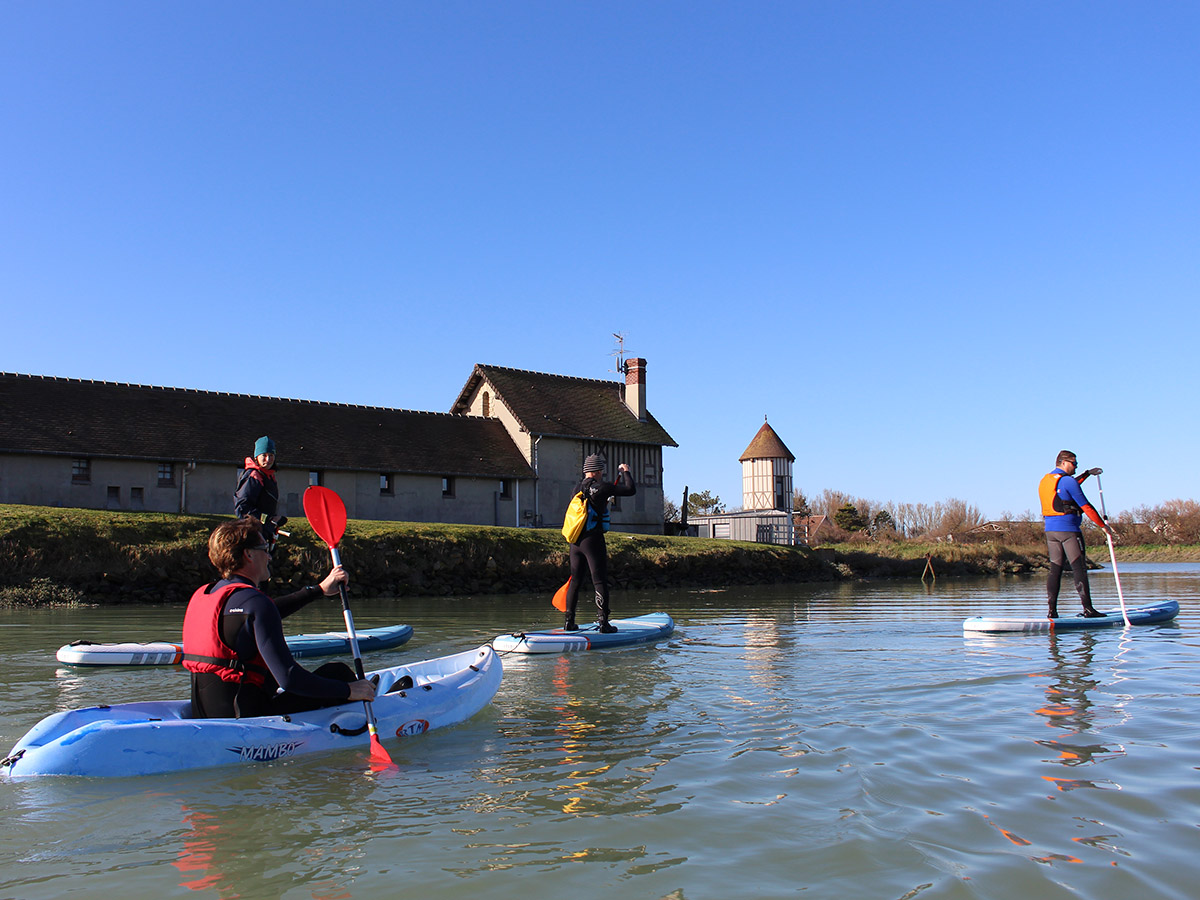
xmin=182 ymin=582 xmax=271 ymax=687
xmin=241 ymin=457 xmax=277 ymax=489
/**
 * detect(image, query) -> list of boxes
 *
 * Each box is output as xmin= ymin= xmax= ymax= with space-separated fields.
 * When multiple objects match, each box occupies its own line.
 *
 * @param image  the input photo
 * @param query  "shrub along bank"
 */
xmin=0 ymin=505 xmax=1059 ymax=608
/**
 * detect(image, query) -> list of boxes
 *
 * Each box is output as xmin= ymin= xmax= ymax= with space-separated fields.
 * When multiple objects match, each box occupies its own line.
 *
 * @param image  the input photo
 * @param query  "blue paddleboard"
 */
xmin=492 ymin=612 xmax=674 ymax=654
xmin=56 ymin=624 xmax=414 ymax=666
xmin=963 ymin=600 xmax=1179 ymax=634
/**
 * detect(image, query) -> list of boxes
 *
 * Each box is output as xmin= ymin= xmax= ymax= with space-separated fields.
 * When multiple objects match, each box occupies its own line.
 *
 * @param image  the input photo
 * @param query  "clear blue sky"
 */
xmin=4 ymin=2 xmax=1197 ymax=521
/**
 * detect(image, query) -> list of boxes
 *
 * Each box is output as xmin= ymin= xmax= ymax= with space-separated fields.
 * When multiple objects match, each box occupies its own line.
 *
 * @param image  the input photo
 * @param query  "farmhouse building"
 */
xmin=0 ymin=360 xmax=675 ymax=534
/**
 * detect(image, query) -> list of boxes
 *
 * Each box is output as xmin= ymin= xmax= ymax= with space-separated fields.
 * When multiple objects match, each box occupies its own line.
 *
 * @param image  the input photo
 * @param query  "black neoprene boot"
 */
xmin=1081 ymin=608 xmax=1105 ymax=618
xmin=598 ymin=620 xmax=617 ymax=634
xmin=563 ymin=617 xmax=578 ymax=631
xmin=1047 ymin=604 xmax=1058 ymax=619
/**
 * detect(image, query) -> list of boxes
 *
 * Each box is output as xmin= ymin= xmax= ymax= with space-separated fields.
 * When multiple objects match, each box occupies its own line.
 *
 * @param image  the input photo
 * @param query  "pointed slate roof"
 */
xmin=738 ymin=420 xmax=795 ymax=462
xmin=450 ymin=364 xmax=677 ymax=447
xmin=0 ymin=373 xmax=533 ymax=478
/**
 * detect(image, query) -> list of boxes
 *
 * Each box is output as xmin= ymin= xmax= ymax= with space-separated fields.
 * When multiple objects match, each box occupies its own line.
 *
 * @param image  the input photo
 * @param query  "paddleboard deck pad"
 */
xmin=56 ymin=624 xmax=414 ymax=666
xmin=5 ymin=645 xmax=500 ymax=778
xmin=963 ymin=600 xmax=1179 ymax=634
xmin=492 ymin=612 xmax=674 ymax=654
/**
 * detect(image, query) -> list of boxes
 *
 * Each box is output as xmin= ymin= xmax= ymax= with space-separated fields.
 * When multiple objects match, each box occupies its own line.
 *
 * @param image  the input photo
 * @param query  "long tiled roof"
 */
xmin=0 ymin=373 xmax=533 ymax=478
xmin=451 ymin=364 xmax=677 ymax=447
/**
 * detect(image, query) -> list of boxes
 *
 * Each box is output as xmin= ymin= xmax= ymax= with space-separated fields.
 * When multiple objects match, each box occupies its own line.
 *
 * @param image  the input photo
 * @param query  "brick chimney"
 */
xmin=625 ymin=358 xmax=647 ymax=422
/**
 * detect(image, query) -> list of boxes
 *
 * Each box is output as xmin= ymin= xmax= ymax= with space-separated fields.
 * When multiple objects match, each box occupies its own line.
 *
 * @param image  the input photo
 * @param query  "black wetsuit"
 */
xmin=564 ymin=471 xmax=636 ymax=626
xmin=189 ymin=577 xmax=355 ymax=718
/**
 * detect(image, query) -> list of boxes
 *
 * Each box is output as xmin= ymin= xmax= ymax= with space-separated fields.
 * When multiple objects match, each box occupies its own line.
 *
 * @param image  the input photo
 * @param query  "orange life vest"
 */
xmin=1038 ymin=472 xmax=1081 ymax=518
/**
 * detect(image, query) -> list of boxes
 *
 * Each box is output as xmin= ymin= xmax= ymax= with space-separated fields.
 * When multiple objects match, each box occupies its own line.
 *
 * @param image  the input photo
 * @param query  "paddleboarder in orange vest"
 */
xmin=1039 ymin=450 xmax=1116 ymax=619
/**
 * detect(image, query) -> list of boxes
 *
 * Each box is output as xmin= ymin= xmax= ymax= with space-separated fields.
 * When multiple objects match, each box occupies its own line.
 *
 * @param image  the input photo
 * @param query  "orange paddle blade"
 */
xmin=552 ymin=579 xmax=570 ymax=612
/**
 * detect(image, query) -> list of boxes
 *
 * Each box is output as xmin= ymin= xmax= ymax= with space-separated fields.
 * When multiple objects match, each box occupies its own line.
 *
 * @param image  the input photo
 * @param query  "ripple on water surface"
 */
xmin=2 ymin=575 xmax=1199 ymax=899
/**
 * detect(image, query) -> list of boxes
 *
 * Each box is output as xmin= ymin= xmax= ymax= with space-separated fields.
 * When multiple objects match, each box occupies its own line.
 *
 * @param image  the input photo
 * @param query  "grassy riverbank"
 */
xmin=0 ymin=504 xmax=835 ymax=606
xmin=2 ymin=504 xmax=1193 ymax=607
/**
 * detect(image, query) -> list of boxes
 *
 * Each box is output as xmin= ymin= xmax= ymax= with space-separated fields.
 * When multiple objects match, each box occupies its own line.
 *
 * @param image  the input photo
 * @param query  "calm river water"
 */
xmin=1 ymin=564 xmax=1197 ymax=900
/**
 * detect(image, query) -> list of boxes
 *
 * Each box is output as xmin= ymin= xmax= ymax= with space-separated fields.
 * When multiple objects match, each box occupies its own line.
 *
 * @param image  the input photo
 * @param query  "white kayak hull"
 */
xmin=4 ymin=645 xmax=500 ymax=778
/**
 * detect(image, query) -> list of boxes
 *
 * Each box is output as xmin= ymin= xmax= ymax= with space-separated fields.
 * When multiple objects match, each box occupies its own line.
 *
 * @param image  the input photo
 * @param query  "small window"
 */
xmin=380 ymin=473 xmax=393 ymax=495
xmin=499 ymin=479 xmax=512 ymax=500
xmin=481 ymin=391 xmax=491 ymax=417
xmin=158 ymin=462 xmax=175 ymax=486
xmin=106 ymin=486 xmax=121 ymax=509
xmin=442 ymin=476 xmax=455 ymax=498
xmin=309 ymin=471 xmax=323 ymax=487
xmin=72 ymin=459 xmax=91 ymax=484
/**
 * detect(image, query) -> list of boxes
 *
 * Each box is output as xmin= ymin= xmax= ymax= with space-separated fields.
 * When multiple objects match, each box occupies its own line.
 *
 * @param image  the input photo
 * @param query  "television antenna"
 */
xmin=610 ymin=332 xmax=628 ymax=375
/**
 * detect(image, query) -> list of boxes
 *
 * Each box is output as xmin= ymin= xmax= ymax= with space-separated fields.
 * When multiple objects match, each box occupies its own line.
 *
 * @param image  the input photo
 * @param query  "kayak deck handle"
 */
xmin=1 ymin=749 xmax=25 ymax=768
xmin=330 ymin=722 xmax=369 ymax=738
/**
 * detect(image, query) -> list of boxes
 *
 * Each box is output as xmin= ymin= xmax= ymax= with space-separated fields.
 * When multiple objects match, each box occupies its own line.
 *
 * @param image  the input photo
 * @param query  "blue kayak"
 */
xmin=492 ymin=612 xmax=674 ymax=654
xmin=4 ymin=646 xmax=500 ymax=778
xmin=56 ymin=624 xmax=414 ymax=666
xmin=285 ymin=624 xmax=414 ymax=658
xmin=963 ymin=600 xmax=1179 ymax=634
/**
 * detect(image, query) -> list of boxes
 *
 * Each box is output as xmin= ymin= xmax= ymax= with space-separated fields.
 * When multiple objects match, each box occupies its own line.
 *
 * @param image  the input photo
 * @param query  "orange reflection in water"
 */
xmin=173 ymin=806 xmax=229 ymax=895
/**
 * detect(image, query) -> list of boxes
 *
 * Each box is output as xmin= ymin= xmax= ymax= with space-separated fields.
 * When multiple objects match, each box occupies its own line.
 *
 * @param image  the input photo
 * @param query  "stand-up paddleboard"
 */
xmin=56 ymin=624 xmax=414 ymax=667
xmin=492 ymin=612 xmax=674 ymax=654
xmin=963 ymin=600 xmax=1179 ymax=634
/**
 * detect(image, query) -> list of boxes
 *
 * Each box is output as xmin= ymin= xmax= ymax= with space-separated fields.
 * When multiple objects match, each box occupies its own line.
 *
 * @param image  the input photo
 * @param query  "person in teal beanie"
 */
xmin=234 ymin=436 xmax=286 ymax=543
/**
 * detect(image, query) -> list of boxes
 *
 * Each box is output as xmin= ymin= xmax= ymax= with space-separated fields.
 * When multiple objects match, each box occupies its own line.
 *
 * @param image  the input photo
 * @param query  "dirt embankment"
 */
xmin=0 ymin=506 xmax=1052 ymax=607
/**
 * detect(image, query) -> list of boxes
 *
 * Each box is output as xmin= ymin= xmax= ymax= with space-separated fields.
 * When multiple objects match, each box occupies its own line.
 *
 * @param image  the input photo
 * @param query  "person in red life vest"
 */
xmin=183 ymin=517 xmax=376 ymax=718
xmin=1039 ymin=449 xmax=1116 ymax=619
xmin=234 ymin=435 xmax=286 ymax=544
xmin=562 ymin=454 xmax=636 ymax=633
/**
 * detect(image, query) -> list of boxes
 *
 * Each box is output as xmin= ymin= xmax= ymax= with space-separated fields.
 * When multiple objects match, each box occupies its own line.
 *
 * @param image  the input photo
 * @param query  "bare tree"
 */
xmin=937 ymin=498 xmax=985 ymax=535
xmin=813 ymin=489 xmax=852 ymax=519
xmin=1131 ymin=499 xmax=1200 ymax=544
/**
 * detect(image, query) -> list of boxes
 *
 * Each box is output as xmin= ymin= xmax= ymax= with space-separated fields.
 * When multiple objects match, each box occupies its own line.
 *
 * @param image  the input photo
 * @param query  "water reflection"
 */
xmin=165 ymin=765 xmax=384 ymax=898
xmin=3 ymin=570 xmax=1199 ymax=900
xmin=481 ymin=650 xmax=682 ymax=823
xmin=1033 ymin=632 xmax=1126 ymax=776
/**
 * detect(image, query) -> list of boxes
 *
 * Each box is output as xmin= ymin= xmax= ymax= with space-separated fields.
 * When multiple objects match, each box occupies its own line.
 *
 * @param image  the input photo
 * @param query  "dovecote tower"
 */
xmin=739 ymin=418 xmax=795 ymax=512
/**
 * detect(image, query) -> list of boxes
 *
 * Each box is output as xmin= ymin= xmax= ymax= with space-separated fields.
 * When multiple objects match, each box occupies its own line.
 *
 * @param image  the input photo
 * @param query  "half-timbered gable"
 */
xmin=451 ymin=361 xmax=677 ymax=534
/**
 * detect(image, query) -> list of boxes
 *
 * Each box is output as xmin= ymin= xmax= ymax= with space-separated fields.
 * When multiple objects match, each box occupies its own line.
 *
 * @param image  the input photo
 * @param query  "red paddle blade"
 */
xmin=303 ymin=486 xmax=347 ymax=548
xmin=552 ymin=578 xmax=570 ymax=612
xmin=368 ymin=731 xmax=396 ymax=771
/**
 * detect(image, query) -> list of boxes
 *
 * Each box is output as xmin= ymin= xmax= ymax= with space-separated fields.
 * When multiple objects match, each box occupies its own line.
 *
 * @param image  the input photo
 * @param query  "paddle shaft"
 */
xmin=326 ymin=546 xmax=392 ymax=761
xmin=1094 ymin=474 xmax=1131 ymax=627
xmin=329 ymin=546 xmax=367 ymax=678
xmin=302 ymin=484 xmax=394 ymax=768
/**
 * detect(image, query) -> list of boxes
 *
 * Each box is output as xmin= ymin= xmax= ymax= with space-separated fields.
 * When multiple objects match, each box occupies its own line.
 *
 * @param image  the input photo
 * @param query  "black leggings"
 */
xmin=565 ymin=530 xmax=611 ymax=622
xmin=1045 ymin=531 xmax=1094 ymax=610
